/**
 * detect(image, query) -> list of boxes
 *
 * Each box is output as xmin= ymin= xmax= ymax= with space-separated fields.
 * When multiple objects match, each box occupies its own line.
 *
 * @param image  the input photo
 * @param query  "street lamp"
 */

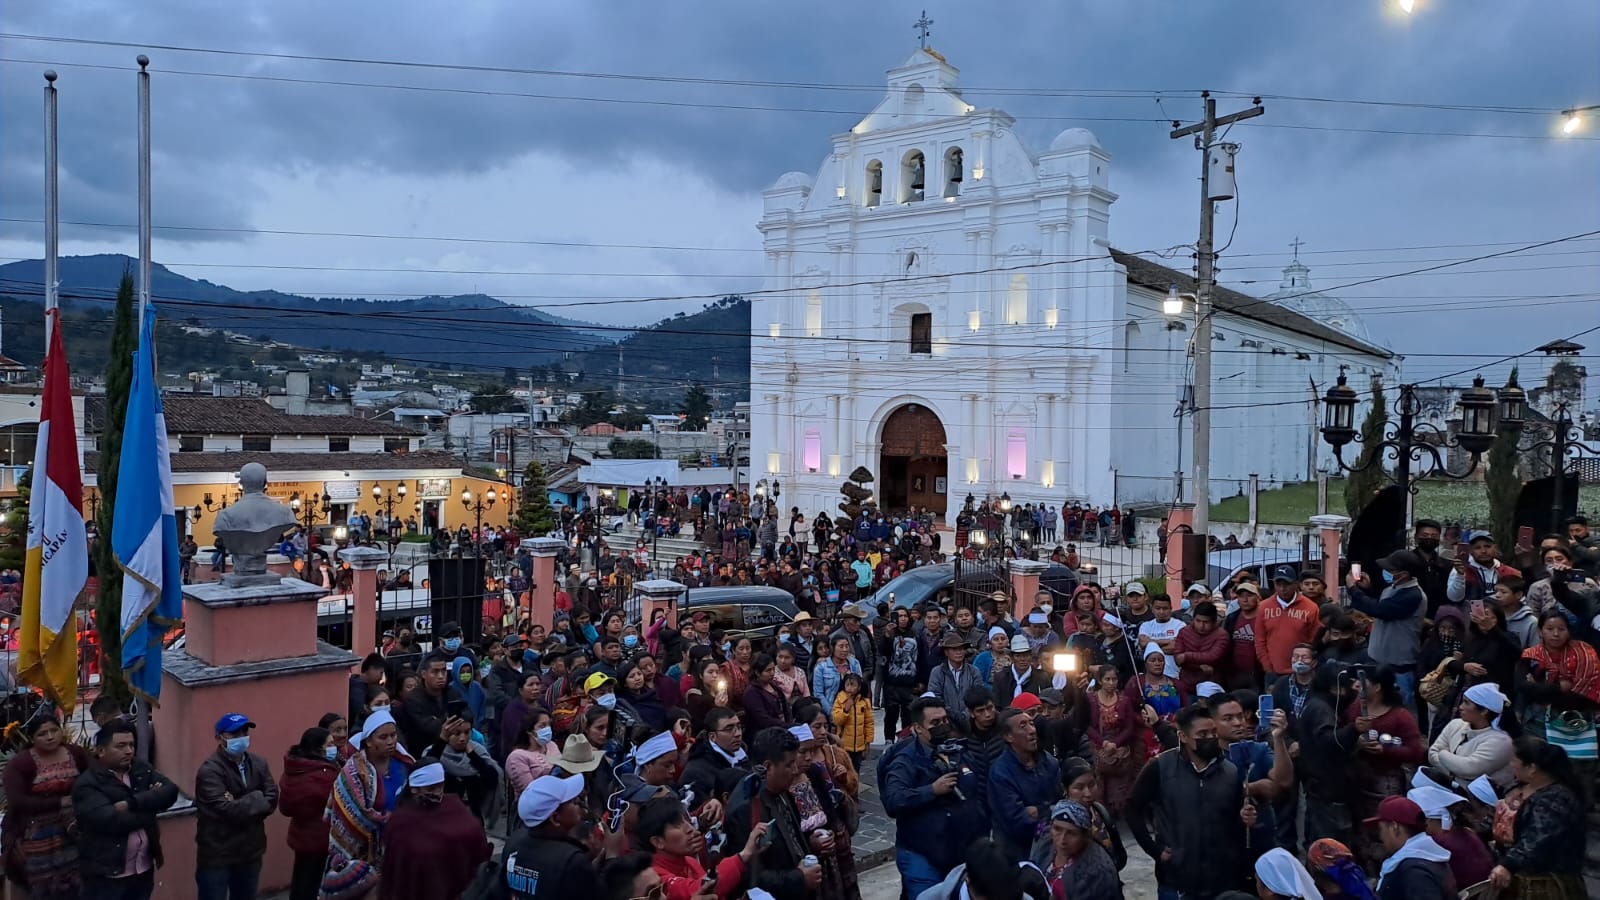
xmin=1560 ymin=105 xmax=1600 ymax=134
xmin=1319 ymin=370 xmax=1509 ymax=531
xmin=373 ymin=482 xmax=407 ymax=547
xmin=1500 ymin=393 xmax=1600 ymax=536
xmin=461 ymin=488 xmax=498 ymax=558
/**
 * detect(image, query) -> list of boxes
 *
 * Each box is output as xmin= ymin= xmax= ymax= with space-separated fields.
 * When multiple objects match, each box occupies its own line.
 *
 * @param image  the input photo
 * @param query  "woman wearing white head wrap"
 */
xmin=1254 ymin=847 xmax=1322 ymax=899
xmin=1425 ymin=683 xmax=1515 ymax=787
xmin=1407 ymin=785 xmax=1497 ymax=888
xmin=321 ymin=708 xmax=414 ymax=897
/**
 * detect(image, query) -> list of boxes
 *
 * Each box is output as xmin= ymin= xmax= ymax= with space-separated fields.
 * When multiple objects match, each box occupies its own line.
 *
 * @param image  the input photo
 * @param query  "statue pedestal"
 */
xmin=151 ymin=577 xmax=356 ymax=900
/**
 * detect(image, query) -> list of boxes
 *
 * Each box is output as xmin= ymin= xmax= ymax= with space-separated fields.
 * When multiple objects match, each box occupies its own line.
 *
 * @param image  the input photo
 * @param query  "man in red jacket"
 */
xmin=1255 ymin=566 xmax=1321 ymax=686
xmin=1173 ymin=601 xmax=1231 ymax=697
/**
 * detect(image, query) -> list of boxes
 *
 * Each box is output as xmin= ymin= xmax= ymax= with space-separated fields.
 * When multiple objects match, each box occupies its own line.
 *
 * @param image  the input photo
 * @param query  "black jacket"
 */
xmin=1126 ymin=749 xmax=1247 ymax=896
xmin=1293 ymin=693 xmax=1359 ymax=800
xmin=1377 ymin=857 xmax=1454 ymax=900
xmin=493 ymin=829 xmax=596 ymax=899
xmin=193 ymin=749 xmax=279 ymax=868
xmin=723 ymin=772 xmax=810 ymax=900
xmin=962 ymin=722 xmax=1007 ymax=819
xmin=681 ymin=738 xmax=750 ymax=810
xmin=395 ymin=684 xmax=464 ymax=753
xmin=71 ymin=761 xmax=180 ymax=878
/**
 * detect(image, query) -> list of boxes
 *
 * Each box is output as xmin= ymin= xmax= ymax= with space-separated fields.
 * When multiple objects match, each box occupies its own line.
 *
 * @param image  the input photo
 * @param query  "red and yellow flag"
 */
xmin=17 ymin=314 xmax=87 ymax=711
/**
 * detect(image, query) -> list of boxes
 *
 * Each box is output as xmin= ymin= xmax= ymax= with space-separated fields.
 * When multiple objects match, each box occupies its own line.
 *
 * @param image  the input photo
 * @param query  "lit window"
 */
xmin=805 ymin=291 xmax=822 ymax=337
xmin=1006 ymin=428 xmax=1027 ymax=479
xmin=1007 ymin=274 xmax=1028 ymax=325
xmin=909 ymin=312 xmax=933 ymax=354
xmin=803 ymin=430 xmax=822 ymax=473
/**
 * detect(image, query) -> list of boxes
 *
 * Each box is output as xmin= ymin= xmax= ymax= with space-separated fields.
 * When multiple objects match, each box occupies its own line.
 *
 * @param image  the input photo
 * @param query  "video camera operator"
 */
xmin=881 ymin=696 xmax=986 ymax=898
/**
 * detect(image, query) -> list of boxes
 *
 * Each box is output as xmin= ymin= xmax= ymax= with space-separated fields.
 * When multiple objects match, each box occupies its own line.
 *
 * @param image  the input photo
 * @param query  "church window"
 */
xmin=901 ymin=150 xmax=926 ymax=203
xmin=943 ymin=147 xmax=963 ymax=198
xmin=1123 ymin=321 xmax=1141 ymax=373
xmin=902 ymin=83 xmax=925 ymax=116
xmin=909 ymin=312 xmax=933 ymax=354
xmin=1007 ymin=274 xmax=1028 ymax=324
xmin=803 ymin=429 xmax=822 ymax=473
xmin=805 ymin=291 xmax=823 ymax=337
xmin=865 ymin=160 xmax=883 ymax=208
xmin=1006 ymin=428 xmax=1027 ymax=480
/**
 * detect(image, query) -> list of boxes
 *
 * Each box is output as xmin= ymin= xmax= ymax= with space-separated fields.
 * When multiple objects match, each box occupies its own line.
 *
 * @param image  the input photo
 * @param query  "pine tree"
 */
xmin=1343 ymin=377 xmax=1389 ymax=520
xmin=92 ymin=269 xmax=138 ymax=704
xmin=677 ymin=384 xmax=713 ymax=431
xmin=513 ymin=461 xmax=559 ymax=536
xmin=1485 ymin=368 xmax=1522 ymax=547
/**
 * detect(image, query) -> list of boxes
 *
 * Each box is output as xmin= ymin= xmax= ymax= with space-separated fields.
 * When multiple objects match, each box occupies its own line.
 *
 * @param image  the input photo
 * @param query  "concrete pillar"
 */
xmin=1164 ymin=502 xmax=1196 ymax=600
xmin=158 ymin=577 xmax=355 ymax=898
xmin=523 ymin=537 xmax=565 ymax=629
xmin=1009 ymin=558 xmax=1049 ymax=622
xmin=1247 ymin=474 xmax=1260 ymax=532
xmin=1310 ymin=514 xmax=1351 ymax=592
xmin=339 ymin=545 xmax=389 ymax=659
xmin=1316 ymin=473 xmax=1329 ymax=516
xmin=634 ymin=578 xmax=688 ymax=631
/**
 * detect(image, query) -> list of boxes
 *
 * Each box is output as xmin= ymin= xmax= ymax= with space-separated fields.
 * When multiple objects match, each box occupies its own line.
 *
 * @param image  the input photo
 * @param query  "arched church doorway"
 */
xmin=879 ymin=404 xmax=947 ymax=520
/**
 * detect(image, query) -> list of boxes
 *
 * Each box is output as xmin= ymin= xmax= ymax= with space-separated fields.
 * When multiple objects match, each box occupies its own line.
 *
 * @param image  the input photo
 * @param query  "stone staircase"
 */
xmin=609 ymin=522 xmax=713 ymax=572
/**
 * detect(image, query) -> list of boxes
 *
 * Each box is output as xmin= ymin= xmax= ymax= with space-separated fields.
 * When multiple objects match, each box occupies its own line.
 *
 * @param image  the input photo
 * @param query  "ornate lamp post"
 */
xmin=1496 ymin=386 xmax=1600 ymax=536
xmin=372 ymin=482 xmax=407 ymax=544
xmin=1319 ymin=371 xmax=1506 ymax=533
xmin=461 ymin=488 xmax=498 ymax=559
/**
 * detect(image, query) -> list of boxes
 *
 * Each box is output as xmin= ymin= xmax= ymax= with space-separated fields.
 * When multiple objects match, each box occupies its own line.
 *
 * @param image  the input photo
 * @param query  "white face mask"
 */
xmin=595 ymin=693 xmax=617 ymax=709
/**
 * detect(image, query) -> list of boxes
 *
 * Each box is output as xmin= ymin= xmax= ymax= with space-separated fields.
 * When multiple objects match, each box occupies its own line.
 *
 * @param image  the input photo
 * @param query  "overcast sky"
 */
xmin=1 ymin=1 xmax=1597 ymax=393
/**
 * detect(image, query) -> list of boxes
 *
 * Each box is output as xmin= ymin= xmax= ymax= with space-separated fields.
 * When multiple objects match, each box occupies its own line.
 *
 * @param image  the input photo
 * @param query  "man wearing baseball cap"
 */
xmin=1255 ymin=565 xmax=1321 ymax=686
xmin=1347 ymin=549 xmax=1427 ymax=709
xmin=1365 ymin=795 xmax=1454 ymax=898
xmin=195 ymin=713 xmax=279 ymax=899
xmin=500 ymin=774 xmax=594 ymax=897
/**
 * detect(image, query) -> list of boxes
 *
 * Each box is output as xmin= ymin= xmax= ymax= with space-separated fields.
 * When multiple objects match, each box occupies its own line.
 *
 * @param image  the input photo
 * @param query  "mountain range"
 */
xmin=0 ymin=254 xmax=613 ymax=368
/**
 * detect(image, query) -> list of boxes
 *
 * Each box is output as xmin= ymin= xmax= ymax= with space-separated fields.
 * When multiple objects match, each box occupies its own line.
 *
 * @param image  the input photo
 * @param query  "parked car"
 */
xmin=669 ymin=586 xmax=799 ymax=641
xmin=1205 ymin=548 xmax=1330 ymax=593
xmin=884 ymin=561 xmax=1081 ymax=612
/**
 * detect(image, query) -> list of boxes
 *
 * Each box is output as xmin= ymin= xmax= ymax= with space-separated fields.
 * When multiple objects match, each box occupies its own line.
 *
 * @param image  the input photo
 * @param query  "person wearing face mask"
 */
xmin=277 ymin=727 xmax=340 ymax=900
xmin=377 ymin=761 xmax=492 ymax=900
xmin=1125 ymin=705 xmax=1255 ymax=899
xmin=505 ymin=711 xmax=561 ymax=798
xmin=1410 ymin=519 xmax=1455 ymax=619
xmin=194 ymin=713 xmax=279 ymax=900
xmin=436 ymin=621 xmax=475 ymax=666
xmin=880 ymin=697 xmax=986 ymax=897
xmin=1347 ymin=550 xmax=1428 ymax=710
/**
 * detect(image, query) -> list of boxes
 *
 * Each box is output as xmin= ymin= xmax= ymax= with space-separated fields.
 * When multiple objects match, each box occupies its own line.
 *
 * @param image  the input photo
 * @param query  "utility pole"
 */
xmin=1170 ymin=91 xmax=1263 ymax=537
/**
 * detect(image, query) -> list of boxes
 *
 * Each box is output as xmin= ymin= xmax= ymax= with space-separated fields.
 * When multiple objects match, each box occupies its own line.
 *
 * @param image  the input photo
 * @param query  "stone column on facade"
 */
xmin=1164 ymin=502 xmax=1196 ymax=599
xmin=1008 ymin=558 xmax=1050 ymax=623
xmin=635 ymin=578 xmax=688 ymax=632
xmin=522 ymin=536 xmax=565 ymax=629
xmin=1052 ymin=393 xmax=1068 ymax=495
xmin=765 ymin=393 xmax=782 ymax=477
xmin=965 ymin=233 xmax=983 ymax=332
xmin=1038 ymin=394 xmax=1055 ymax=490
xmin=828 ymin=394 xmax=843 ymax=477
xmin=963 ymin=393 xmax=981 ymax=487
xmin=339 ymin=545 xmax=390 ymax=659
xmin=1309 ymin=514 xmax=1351 ymax=591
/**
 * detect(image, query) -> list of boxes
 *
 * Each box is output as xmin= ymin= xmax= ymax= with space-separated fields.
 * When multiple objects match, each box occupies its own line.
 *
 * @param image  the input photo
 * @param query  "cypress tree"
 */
xmin=92 ymin=269 xmax=137 ymax=704
xmin=513 ymin=461 xmax=559 ymax=536
xmin=1343 ymin=378 xmax=1389 ymax=520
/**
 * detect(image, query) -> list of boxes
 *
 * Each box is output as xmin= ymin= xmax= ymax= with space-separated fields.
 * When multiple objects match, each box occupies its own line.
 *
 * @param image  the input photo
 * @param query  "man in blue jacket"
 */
xmin=986 ymin=707 xmax=1061 ymax=862
xmin=1346 ymin=548 xmax=1427 ymax=709
xmin=882 ymin=697 xmax=985 ymax=899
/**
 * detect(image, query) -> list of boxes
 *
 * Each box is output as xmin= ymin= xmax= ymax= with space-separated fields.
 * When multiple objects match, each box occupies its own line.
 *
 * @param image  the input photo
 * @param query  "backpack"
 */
xmin=875 ymin=735 xmax=916 ymax=799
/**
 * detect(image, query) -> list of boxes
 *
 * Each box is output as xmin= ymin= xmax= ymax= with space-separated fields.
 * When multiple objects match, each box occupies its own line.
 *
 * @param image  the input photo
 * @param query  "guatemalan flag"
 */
xmin=18 ymin=311 xmax=88 ymax=711
xmin=112 ymin=306 xmax=183 ymax=703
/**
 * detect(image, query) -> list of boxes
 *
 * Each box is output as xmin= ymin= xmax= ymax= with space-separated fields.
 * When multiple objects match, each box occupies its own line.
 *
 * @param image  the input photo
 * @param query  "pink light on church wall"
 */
xmin=1006 ymin=428 xmax=1027 ymax=479
xmin=803 ymin=429 xmax=822 ymax=472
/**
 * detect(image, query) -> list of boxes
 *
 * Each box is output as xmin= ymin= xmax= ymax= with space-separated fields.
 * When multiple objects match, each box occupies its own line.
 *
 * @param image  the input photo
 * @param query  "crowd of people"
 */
xmin=2 ymin=507 xmax=1596 ymax=900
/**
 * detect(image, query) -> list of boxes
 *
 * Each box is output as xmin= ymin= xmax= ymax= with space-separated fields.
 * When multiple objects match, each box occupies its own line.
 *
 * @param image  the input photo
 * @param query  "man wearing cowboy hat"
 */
xmin=787 ymin=612 xmax=816 ymax=672
xmin=830 ymin=604 xmax=877 ymax=697
xmin=927 ymin=633 xmax=984 ymax=734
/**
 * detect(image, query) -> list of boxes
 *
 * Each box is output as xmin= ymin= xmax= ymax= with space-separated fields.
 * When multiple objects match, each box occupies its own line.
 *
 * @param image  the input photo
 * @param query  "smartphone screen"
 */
xmin=1517 ymin=525 xmax=1534 ymax=550
xmin=1454 ymin=542 xmax=1470 ymax=561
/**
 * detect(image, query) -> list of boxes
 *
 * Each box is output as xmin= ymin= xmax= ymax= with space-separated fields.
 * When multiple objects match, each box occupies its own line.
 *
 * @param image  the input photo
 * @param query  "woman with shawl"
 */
xmin=1030 ymin=800 xmax=1120 ymax=900
xmin=787 ymin=724 xmax=860 ymax=900
xmin=320 ymin=709 xmax=413 ymax=900
xmin=1514 ymin=611 xmax=1599 ymax=784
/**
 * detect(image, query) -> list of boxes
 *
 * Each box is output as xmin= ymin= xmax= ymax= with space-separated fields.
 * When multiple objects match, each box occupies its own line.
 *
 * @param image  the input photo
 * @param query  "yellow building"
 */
xmin=80 ymin=395 xmax=512 ymax=545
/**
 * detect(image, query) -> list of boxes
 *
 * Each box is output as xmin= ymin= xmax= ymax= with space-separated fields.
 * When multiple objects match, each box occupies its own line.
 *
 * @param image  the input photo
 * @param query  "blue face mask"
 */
xmin=443 ymin=637 xmax=462 ymax=652
xmin=225 ymin=736 xmax=251 ymax=757
xmin=721 ymin=642 xmax=732 ymax=655
xmin=479 ymin=662 xmax=492 ymax=679
xmin=778 ymin=632 xmax=791 ymax=643
xmin=623 ymin=635 xmax=639 ymax=649
xmin=324 ymin=744 xmax=339 ymax=762
xmin=535 ymin=725 xmax=554 ymax=745
xmin=1381 ymin=570 xmax=1395 ymax=584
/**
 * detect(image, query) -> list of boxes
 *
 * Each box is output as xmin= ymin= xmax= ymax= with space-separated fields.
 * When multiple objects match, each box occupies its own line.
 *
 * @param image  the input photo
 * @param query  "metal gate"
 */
xmin=951 ymin=551 xmax=1010 ymax=614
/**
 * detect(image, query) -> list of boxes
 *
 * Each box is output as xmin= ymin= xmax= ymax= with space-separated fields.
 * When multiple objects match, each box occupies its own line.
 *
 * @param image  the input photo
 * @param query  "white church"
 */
xmin=748 ymin=47 xmax=1399 ymax=522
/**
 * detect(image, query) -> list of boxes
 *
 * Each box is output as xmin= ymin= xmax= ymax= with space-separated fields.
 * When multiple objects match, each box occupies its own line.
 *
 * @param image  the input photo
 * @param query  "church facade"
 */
xmin=749 ymin=48 xmax=1398 ymax=522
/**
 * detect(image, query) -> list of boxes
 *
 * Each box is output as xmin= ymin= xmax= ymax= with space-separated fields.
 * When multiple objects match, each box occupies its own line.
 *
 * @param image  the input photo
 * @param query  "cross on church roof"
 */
xmin=914 ymin=10 xmax=934 ymax=49
xmin=1289 ymin=236 xmax=1305 ymax=260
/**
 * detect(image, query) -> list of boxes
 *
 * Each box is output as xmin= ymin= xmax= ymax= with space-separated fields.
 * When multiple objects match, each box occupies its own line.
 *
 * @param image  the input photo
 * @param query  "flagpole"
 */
xmin=43 ymin=71 xmax=59 ymax=338
xmin=134 ymin=54 xmax=154 ymax=759
xmin=137 ymin=55 xmax=151 ymax=320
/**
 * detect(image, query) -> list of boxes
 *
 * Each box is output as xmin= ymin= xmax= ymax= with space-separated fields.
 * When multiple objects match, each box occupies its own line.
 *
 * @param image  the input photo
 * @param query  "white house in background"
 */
xmin=748 ymin=46 xmax=1399 ymax=521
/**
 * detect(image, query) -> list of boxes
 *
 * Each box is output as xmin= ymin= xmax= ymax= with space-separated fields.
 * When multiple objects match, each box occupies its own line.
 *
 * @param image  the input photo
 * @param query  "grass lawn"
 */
xmin=1209 ymin=478 xmax=1600 ymax=526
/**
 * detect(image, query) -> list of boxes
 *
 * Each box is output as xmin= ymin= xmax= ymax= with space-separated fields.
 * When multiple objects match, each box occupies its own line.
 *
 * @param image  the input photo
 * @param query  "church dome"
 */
xmin=1048 ymin=127 xmax=1103 ymax=152
xmin=770 ymin=171 xmax=813 ymax=191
